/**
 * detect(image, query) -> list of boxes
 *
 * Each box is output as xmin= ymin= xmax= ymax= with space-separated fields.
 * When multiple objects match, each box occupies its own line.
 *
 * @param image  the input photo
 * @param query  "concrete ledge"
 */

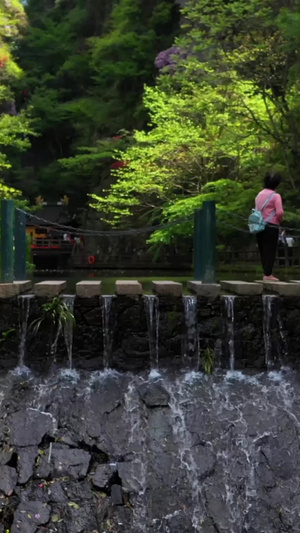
xmin=34 ymin=281 xmax=67 ymax=298
xmin=290 ymin=280 xmax=300 ymax=284
xmin=76 ymin=281 xmax=102 ymax=298
xmin=220 ymin=280 xmax=263 ymax=296
xmin=152 ymin=281 xmax=183 ymax=297
xmin=188 ymin=281 xmax=220 ymax=298
xmin=263 ymin=281 xmax=300 ymax=296
xmin=0 ymin=283 xmax=19 ymax=299
xmin=14 ymin=280 xmax=32 ymax=294
xmin=115 ymin=280 xmax=142 ymax=295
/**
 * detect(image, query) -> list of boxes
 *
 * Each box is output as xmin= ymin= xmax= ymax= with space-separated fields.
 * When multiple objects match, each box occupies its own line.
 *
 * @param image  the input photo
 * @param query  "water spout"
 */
xmin=144 ymin=295 xmax=159 ymax=367
xmin=262 ymin=295 xmax=276 ymax=369
xmin=182 ymin=295 xmax=199 ymax=369
xmin=263 ymin=295 xmax=287 ymax=369
xmin=224 ymin=296 xmax=236 ymax=371
xmin=102 ymin=295 xmax=115 ymax=369
xmin=18 ymin=294 xmax=34 ymax=369
xmin=62 ymin=295 xmax=75 ymax=369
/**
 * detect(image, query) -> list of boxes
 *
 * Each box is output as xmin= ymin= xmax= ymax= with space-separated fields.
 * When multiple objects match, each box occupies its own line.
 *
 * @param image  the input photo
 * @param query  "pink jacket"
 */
xmin=255 ymin=189 xmax=284 ymax=226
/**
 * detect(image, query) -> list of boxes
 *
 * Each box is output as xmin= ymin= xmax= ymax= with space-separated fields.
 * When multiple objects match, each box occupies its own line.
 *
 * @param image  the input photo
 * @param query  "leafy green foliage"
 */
xmin=0 ymin=328 xmax=15 ymax=344
xmin=91 ymin=0 xmax=300 ymax=246
xmin=0 ymin=0 xmax=34 ymax=177
xmin=12 ymin=0 xmax=179 ymax=206
xmin=30 ymin=297 xmax=75 ymax=337
xmin=202 ymin=347 xmax=215 ymax=375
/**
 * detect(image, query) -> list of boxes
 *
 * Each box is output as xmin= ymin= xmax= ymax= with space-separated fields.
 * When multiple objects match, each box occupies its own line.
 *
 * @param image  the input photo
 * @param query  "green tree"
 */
xmin=91 ymin=0 xmax=300 ymax=246
xmin=0 ymin=0 xmax=34 ymax=178
xmin=12 ymin=0 xmax=179 ymax=209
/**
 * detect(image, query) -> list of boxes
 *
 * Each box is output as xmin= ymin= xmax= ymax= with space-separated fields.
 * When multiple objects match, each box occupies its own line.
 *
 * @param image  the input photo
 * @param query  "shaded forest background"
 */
xmin=1 ymin=0 xmax=300 ymax=252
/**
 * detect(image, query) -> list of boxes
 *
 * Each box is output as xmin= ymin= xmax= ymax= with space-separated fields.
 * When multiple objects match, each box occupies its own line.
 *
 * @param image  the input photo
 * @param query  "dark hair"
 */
xmin=264 ymin=171 xmax=282 ymax=190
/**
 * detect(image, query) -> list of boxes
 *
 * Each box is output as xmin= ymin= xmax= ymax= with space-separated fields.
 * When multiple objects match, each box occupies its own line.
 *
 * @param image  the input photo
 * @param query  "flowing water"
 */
xmin=182 ymin=295 xmax=199 ymax=369
xmin=165 ymin=376 xmax=206 ymax=530
xmin=0 ymin=360 xmax=300 ymax=533
xmin=7 ymin=367 xmax=300 ymax=532
xmin=223 ymin=295 xmax=236 ymax=370
xmin=263 ymin=294 xmax=276 ymax=368
xmin=102 ymin=295 xmax=115 ymax=369
xmin=263 ymin=295 xmax=288 ymax=368
xmin=124 ymin=377 xmax=148 ymax=532
xmin=4 ymin=293 xmax=300 ymax=531
xmin=144 ymin=295 xmax=160 ymax=367
xmin=17 ymin=294 xmax=34 ymax=370
xmin=62 ymin=295 xmax=75 ymax=369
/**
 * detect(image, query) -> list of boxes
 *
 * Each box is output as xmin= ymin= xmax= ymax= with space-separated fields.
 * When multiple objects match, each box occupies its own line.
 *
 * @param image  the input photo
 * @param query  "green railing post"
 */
xmin=1 ymin=199 xmax=15 ymax=283
xmin=202 ymin=200 xmax=216 ymax=283
xmin=194 ymin=208 xmax=204 ymax=280
xmin=15 ymin=208 xmax=26 ymax=281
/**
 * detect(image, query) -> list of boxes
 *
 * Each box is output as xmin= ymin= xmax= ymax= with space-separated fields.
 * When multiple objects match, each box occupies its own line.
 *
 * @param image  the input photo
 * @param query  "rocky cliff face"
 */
xmin=0 ymin=367 xmax=299 ymax=532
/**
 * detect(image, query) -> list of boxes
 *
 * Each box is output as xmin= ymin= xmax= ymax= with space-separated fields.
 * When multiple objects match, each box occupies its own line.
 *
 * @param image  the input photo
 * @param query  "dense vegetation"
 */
xmin=6 ymin=0 xmax=179 ymax=210
xmin=1 ymin=0 xmax=300 ymax=249
xmin=0 ymin=0 xmax=33 ymax=203
xmin=91 ymin=0 xmax=300 ymax=245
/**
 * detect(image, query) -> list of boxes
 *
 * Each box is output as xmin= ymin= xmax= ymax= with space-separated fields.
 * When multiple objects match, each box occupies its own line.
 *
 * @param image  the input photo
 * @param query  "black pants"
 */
xmin=256 ymin=225 xmax=279 ymax=276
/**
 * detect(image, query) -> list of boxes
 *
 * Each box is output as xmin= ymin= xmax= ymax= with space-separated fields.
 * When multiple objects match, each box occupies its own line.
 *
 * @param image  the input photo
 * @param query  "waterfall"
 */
xmin=165 ymin=377 xmax=207 ymax=531
xmin=277 ymin=308 xmax=288 ymax=363
xmin=262 ymin=295 xmax=276 ymax=369
xmin=62 ymin=295 xmax=75 ymax=369
xmin=18 ymin=294 xmax=34 ymax=369
xmin=144 ymin=295 xmax=159 ymax=367
xmin=263 ymin=295 xmax=287 ymax=368
xmin=124 ymin=377 xmax=148 ymax=532
xmin=224 ymin=296 xmax=236 ymax=370
xmin=182 ymin=295 xmax=199 ymax=369
xmin=102 ymin=295 xmax=115 ymax=369
xmin=3 ymin=361 xmax=300 ymax=531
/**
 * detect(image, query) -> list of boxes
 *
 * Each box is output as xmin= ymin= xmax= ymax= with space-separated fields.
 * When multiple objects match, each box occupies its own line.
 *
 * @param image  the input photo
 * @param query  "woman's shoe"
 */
xmin=263 ymin=275 xmax=279 ymax=282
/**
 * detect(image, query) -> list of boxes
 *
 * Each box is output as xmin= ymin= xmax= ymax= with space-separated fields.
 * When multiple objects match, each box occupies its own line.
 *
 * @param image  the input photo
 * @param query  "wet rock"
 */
xmin=18 ymin=446 xmax=38 ymax=484
xmin=63 ymin=479 xmax=94 ymax=502
xmin=11 ymin=501 xmax=51 ymax=533
xmin=9 ymin=409 xmax=54 ymax=447
xmin=47 ymin=481 xmax=67 ymax=503
xmin=160 ymin=510 xmax=193 ymax=533
xmin=0 ymin=465 xmax=17 ymax=495
xmin=51 ymin=445 xmax=91 ymax=479
xmin=0 ymin=446 xmax=14 ymax=465
xmin=118 ymin=462 xmax=140 ymax=493
xmin=95 ymin=493 xmax=110 ymax=523
xmin=138 ymin=382 xmax=170 ymax=408
xmin=55 ymin=429 xmax=78 ymax=447
xmin=193 ymin=445 xmax=216 ymax=479
xmin=113 ymin=506 xmax=127 ymax=526
xmin=91 ymin=464 xmax=116 ymax=489
xmin=64 ymin=503 xmax=98 ymax=533
xmin=85 ymin=308 xmax=102 ymax=325
xmin=256 ymin=451 xmax=276 ymax=489
xmin=111 ymin=484 xmax=123 ymax=505
xmin=205 ymin=486 xmax=233 ymax=531
xmin=34 ymin=453 xmax=51 ymax=480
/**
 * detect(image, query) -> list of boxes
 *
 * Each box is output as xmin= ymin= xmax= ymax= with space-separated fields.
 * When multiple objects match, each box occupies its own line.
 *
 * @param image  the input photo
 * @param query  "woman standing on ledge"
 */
xmin=255 ymin=171 xmax=284 ymax=281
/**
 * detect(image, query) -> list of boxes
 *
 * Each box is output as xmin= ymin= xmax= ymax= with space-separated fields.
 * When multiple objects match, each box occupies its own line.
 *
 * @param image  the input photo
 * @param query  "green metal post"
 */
xmin=193 ymin=208 xmax=204 ymax=280
xmin=1 ymin=199 xmax=15 ymax=283
xmin=15 ymin=208 xmax=26 ymax=281
xmin=202 ymin=200 xmax=216 ymax=283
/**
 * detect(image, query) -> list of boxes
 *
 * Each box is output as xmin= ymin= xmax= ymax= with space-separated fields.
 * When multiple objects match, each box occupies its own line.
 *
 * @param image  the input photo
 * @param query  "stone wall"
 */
xmin=0 ymin=367 xmax=299 ymax=532
xmin=1 ymin=292 xmax=300 ymax=374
